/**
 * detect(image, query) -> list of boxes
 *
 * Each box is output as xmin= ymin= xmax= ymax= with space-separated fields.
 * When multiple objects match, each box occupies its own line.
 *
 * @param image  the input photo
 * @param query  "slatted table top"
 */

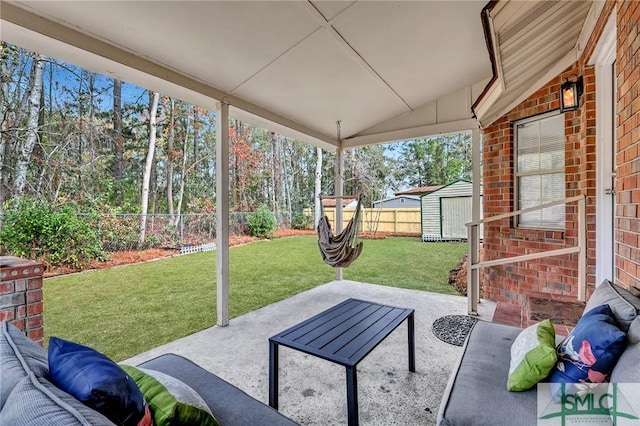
xmin=269 ymin=298 xmax=414 ymax=367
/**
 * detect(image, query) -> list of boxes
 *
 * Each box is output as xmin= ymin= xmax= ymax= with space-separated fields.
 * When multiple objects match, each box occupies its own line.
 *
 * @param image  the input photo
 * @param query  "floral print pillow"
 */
xmin=547 ymin=304 xmax=627 ymax=387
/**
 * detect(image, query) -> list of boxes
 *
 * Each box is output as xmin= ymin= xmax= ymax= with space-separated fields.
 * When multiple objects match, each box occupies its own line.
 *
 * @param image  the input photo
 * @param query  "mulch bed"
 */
xmin=44 ymin=229 xmax=317 ymax=278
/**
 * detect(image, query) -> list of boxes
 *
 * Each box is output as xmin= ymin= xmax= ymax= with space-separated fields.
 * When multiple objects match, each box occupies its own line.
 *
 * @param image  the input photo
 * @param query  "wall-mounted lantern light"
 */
xmin=560 ymin=75 xmax=583 ymax=112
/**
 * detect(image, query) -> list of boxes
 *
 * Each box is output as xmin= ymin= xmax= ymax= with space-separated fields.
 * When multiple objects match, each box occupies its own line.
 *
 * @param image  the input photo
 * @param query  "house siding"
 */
xmin=373 ymin=196 xmax=420 ymax=209
xmin=480 ymin=1 xmax=637 ymax=304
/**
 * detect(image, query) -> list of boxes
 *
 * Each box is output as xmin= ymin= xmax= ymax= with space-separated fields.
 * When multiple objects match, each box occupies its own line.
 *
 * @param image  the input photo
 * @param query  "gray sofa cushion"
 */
xmin=437 ymin=321 xmax=538 ymax=426
xmin=585 ymin=280 xmax=640 ymax=331
xmin=0 ymin=375 xmax=115 ymax=426
xmin=610 ymin=342 xmax=640 ymax=383
xmin=137 ymin=354 xmax=299 ymax=426
xmin=627 ymin=316 xmax=640 ymax=344
xmin=0 ymin=321 xmax=49 ymax=410
xmin=611 ymin=317 xmax=640 ymax=383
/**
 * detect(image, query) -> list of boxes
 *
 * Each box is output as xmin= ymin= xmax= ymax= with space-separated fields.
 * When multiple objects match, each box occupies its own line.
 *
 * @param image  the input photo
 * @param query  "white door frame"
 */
xmin=590 ymin=10 xmax=616 ymax=286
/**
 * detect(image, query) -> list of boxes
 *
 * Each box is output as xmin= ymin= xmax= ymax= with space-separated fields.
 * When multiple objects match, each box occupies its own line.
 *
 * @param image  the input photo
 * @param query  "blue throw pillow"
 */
xmin=48 ymin=337 xmax=150 ymax=426
xmin=548 ymin=304 xmax=627 ymax=386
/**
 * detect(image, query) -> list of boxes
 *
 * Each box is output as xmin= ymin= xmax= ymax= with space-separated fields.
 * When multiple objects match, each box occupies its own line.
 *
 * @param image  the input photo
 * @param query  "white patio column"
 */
xmin=216 ymin=100 xmax=230 ymax=326
xmin=334 ymin=147 xmax=344 ymax=281
xmin=468 ymin=128 xmax=481 ymax=315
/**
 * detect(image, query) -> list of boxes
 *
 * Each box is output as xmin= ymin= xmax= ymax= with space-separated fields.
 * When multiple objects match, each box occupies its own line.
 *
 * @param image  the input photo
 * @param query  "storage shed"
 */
xmin=420 ymin=180 xmax=483 ymax=241
xmin=372 ymin=195 xmax=420 ymax=209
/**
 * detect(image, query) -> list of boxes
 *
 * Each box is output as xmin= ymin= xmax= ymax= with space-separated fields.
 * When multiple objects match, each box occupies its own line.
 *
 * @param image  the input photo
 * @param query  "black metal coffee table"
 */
xmin=269 ymin=298 xmax=415 ymax=426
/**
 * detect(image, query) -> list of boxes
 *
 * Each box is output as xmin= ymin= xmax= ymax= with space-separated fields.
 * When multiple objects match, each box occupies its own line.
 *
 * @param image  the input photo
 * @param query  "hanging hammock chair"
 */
xmin=317 ymin=196 xmax=363 ymax=268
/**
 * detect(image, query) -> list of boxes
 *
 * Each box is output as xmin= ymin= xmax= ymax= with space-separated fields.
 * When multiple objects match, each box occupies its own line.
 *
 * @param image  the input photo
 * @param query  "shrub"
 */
xmin=291 ymin=211 xmax=311 ymax=230
xmin=142 ymin=234 xmax=161 ymax=249
xmin=97 ymin=209 xmax=168 ymax=251
xmin=246 ymin=205 xmax=276 ymax=238
xmin=0 ymin=198 xmax=106 ymax=268
xmin=99 ymin=214 xmax=140 ymax=252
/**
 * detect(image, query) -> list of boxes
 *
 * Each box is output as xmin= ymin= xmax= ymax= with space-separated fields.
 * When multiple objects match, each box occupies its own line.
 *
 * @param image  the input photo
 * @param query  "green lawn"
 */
xmin=44 ymin=236 xmax=465 ymax=361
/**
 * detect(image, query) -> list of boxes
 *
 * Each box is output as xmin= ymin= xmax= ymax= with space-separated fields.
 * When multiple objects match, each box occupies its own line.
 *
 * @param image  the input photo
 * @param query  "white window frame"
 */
xmin=514 ymin=111 xmax=566 ymax=230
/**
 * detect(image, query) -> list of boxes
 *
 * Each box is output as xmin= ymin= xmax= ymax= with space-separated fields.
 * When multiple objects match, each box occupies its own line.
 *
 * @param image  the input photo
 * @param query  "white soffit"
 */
xmin=1 ymin=1 xmax=492 ymax=148
xmin=474 ymin=0 xmax=594 ymax=128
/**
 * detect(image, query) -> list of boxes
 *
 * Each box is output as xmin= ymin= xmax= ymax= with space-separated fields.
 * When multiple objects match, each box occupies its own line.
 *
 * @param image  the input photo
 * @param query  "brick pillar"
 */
xmin=0 ymin=256 xmax=44 ymax=345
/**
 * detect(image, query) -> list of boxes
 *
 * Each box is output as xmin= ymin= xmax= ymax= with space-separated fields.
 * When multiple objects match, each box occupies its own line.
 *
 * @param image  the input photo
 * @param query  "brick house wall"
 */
xmin=481 ymin=1 xmax=640 ymax=303
xmin=615 ymin=0 xmax=640 ymax=290
xmin=0 ymin=257 xmax=45 ymax=345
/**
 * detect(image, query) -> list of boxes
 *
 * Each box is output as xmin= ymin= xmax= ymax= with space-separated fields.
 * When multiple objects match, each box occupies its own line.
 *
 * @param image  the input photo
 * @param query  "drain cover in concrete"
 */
xmin=431 ymin=315 xmax=478 ymax=346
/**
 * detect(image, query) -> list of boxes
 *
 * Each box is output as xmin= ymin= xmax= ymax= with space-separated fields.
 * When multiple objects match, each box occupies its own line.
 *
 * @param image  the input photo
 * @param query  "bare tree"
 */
xmin=166 ymin=98 xmax=176 ymax=222
xmin=174 ymin=114 xmax=190 ymax=223
xmin=13 ymin=53 xmax=46 ymax=197
xmin=314 ymin=147 xmax=323 ymax=227
xmin=139 ymin=91 xmax=160 ymax=245
xmin=113 ymin=78 xmax=124 ymax=203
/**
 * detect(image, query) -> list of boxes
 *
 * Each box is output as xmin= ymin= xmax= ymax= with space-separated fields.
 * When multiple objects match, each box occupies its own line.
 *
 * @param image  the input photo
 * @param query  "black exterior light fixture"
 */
xmin=560 ymin=75 xmax=583 ymax=112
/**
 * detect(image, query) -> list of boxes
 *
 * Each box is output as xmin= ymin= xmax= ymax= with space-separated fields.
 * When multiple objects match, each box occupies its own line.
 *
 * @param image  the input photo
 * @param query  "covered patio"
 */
xmin=124 ymin=280 xmax=496 ymax=425
xmin=0 ymin=0 xmax=490 ymax=326
xmin=4 ymin=0 xmax=637 ymax=424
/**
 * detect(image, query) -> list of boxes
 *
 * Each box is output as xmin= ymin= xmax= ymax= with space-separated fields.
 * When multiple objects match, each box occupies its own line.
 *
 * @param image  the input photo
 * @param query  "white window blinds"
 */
xmin=515 ymin=113 xmax=565 ymax=229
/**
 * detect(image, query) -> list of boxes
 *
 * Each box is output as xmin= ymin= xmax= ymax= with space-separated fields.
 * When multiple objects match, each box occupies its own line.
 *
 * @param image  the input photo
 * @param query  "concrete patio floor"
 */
xmin=125 ymin=280 xmax=496 ymax=425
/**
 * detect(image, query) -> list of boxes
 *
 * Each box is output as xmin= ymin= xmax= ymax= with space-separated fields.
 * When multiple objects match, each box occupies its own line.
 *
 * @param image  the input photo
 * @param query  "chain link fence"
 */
xmin=0 ymin=210 xmax=304 ymax=256
xmin=95 ymin=212 xmax=295 ymax=251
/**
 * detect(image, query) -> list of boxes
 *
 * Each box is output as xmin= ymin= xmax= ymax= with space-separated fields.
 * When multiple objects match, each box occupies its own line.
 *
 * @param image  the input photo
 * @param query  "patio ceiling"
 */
xmin=1 ymin=0 xmax=491 ymax=151
xmin=1 ymin=1 xmax=600 ymax=148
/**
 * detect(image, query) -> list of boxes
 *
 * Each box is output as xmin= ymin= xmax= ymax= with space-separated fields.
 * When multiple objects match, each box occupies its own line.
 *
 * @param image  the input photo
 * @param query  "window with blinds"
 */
xmin=515 ymin=112 xmax=565 ymax=229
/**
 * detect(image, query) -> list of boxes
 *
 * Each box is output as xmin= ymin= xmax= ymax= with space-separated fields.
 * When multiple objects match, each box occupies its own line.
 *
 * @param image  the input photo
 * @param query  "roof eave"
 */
xmin=472 ymin=0 xmax=599 ymax=128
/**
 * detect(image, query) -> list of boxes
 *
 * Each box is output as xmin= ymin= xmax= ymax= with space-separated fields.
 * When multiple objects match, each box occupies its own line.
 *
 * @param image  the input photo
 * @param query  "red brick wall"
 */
xmin=482 ymin=68 xmax=588 ymax=304
xmin=615 ymin=0 xmax=640 ymax=290
xmin=0 ymin=256 xmax=45 ymax=345
xmin=480 ymin=3 xmax=625 ymax=303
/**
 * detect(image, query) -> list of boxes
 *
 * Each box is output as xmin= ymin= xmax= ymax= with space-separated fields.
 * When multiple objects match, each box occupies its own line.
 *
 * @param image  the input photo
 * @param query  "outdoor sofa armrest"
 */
xmin=137 ymin=353 xmax=299 ymax=426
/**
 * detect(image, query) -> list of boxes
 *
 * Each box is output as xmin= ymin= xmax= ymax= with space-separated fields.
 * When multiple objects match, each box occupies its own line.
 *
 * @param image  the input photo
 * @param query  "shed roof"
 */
xmin=374 ymin=195 xmax=420 ymax=204
xmin=395 ymin=186 xmax=444 ymax=197
xmin=321 ymin=197 xmax=357 ymax=208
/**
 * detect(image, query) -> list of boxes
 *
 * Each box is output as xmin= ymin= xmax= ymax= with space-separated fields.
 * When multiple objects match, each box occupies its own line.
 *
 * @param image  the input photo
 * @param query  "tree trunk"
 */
xmin=32 ymin=78 xmax=45 ymax=167
xmin=139 ymin=91 xmax=160 ymax=246
xmin=175 ymin=117 xmax=189 ymax=221
xmin=193 ymin=106 xmax=200 ymax=165
xmin=0 ymin=131 xmax=10 ymax=211
xmin=0 ymin=45 xmax=11 ymax=209
xmin=269 ymin=132 xmax=277 ymax=210
xmin=278 ymin=136 xmax=287 ymax=216
xmin=167 ymin=98 xmax=175 ymax=222
xmin=314 ymin=147 xmax=323 ymax=227
xmin=13 ymin=53 xmax=46 ymax=197
xmin=113 ymin=78 xmax=124 ymax=204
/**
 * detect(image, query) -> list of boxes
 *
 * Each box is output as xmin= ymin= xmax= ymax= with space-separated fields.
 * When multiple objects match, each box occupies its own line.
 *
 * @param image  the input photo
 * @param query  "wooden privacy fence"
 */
xmin=308 ymin=208 xmax=422 ymax=235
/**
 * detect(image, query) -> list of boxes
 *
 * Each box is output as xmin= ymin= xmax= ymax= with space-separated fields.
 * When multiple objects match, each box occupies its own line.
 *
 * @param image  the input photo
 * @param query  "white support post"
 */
xmin=216 ymin=101 xmax=230 ymax=326
xmin=335 ymin=147 xmax=344 ymax=281
xmin=578 ymin=196 xmax=587 ymax=301
xmin=468 ymin=128 xmax=481 ymax=315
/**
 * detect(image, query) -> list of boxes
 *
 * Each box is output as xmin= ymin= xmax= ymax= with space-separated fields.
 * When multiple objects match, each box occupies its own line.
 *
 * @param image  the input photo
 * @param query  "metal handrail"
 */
xmin=466 ymin=194 xmax=587 ymax=315
xmin=465 ymin=195 xmax=585 ymax=227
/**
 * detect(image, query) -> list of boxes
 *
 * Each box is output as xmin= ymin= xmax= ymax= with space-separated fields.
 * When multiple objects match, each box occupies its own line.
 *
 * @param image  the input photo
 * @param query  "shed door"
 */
xmin=441 ymin=196 xmax=471 ymax=239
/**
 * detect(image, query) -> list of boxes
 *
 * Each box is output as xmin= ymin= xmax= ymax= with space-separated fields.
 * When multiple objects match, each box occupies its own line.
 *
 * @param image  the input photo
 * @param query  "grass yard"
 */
xmin=44 ymin=236 xmax=466 ymax=361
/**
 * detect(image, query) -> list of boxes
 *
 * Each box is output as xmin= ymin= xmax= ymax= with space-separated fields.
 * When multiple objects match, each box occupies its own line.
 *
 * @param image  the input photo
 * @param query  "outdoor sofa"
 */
xmin=437 ymin=280 xmax=640 ymax=425
xmin=0 ymin=320 xmax=298 ymax=425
